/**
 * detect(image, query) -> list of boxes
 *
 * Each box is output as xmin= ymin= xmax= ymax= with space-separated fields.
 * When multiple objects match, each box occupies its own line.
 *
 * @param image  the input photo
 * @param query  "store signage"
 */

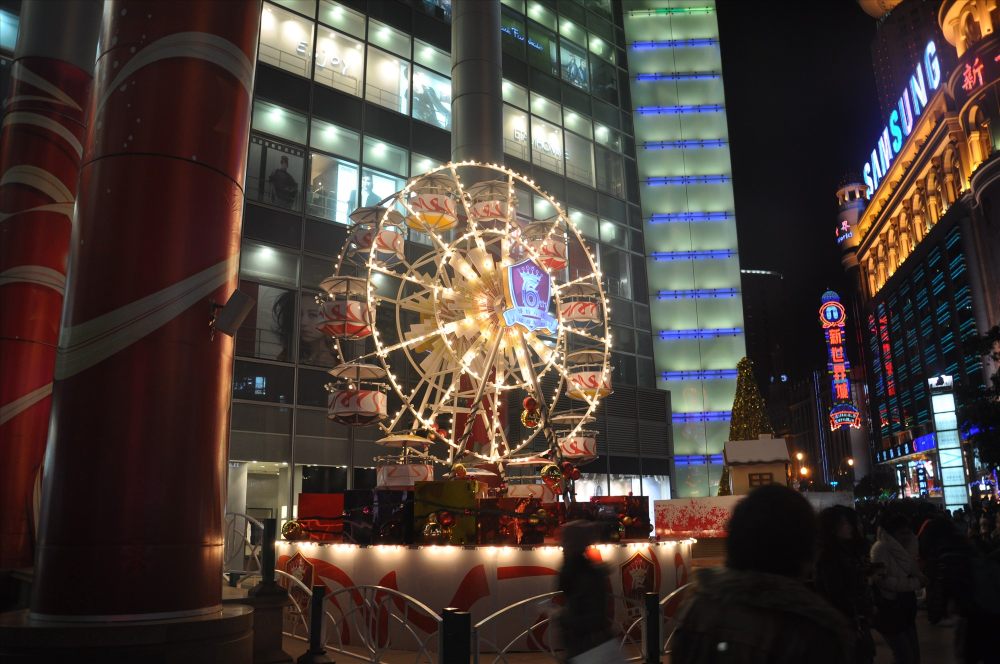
xmin=315 ymin=47 xmax=355 ymax=76
xmin=875 ymin=434 xmax=936 ymax=464
xmin=820 ymin=291 xmax=861 ymax=430
xmin=502 ymin=259 xmax=556 ymax=333
xmin=513 ymin=128 xmax=564 ymax=160
xmin=835 ymin=219 xmax=853 ymax=245
xmin=501 ymin=24 xmax=543 ymax=52
xmin=862 ymin=41 xmax=941 ymax=197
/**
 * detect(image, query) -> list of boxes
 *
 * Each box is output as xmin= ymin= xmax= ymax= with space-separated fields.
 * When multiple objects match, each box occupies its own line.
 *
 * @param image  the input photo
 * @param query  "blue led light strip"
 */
xmin=652 ymin=250 xmax=736 ymax=261
xmin=646 ymin=175 xmax=731 ymax=186
xmin=637 ymin=104 xmax=724 ymax=115
xmin=674 ymin=454 xmax=726 ymax=466
xmin=635 ymin=72 xmax=720 ymax=81
xmin=662 ymin=369 xmax=739 ymax=380
xmin=674 ymin=411 xmax=733 ymax=423
xmin=649 ymin=211 xmax=733 ymax=223
xmin=644 ymin=139 xmax=727 ymax=150
xmin=631 ymin=39 xmax=719 ymax=50
xmin=657 ymin=288 xmax=739 ymax=300
xmin=659 ymin=327 xmax=743 ymax=340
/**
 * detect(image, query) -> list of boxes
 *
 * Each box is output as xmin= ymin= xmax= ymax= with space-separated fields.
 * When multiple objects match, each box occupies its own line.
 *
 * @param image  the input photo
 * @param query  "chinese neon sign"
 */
xmin=835 ymin=219 xmax=853 ymax=244
xmin=820 ymin=291 xmax=862 ymax=431
xmin=862 ymin=41 xmax=941 ymax=197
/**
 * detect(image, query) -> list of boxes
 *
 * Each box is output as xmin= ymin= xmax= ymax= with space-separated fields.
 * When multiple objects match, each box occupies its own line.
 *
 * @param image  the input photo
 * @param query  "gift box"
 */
xmin=476 ymin=498 xmax=550 ymax=545
xmin=297 ymin=493 xmax=345 ymax=541
xmin=342 ymin=489 xmax=374 ymax=544
xmin=414 ymin=480 xmax=480 ymax=545
xmin=590 ymin=496 xmax=652 ymax=541
xmin=372 ymin=489 xmax=414 ymax=544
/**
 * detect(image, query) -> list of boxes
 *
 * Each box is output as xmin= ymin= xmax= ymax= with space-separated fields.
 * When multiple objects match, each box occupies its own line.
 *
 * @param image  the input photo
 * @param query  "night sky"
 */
xmin=717 ymin=2 xmax=880 ymax=377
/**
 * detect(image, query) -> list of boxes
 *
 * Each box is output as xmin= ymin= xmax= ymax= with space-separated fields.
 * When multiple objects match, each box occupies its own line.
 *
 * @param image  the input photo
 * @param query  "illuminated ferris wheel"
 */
xmin=316 ymin=162 xmax=611 ymax=476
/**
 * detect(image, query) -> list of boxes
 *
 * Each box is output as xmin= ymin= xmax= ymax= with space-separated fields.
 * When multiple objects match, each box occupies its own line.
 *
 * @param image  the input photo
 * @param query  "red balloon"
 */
xmin=523 ymin=396 xmax=538 ymax=411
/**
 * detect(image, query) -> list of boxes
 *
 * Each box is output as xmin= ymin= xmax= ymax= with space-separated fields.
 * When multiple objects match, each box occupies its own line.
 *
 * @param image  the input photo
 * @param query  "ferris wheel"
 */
xmin=317 ymin=162 xmax=611 ymax=478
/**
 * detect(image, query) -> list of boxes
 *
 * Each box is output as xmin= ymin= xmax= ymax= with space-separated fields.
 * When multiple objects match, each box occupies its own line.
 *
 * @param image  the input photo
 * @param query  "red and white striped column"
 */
xmin=31 ymin=0 xmax=261 ymax=619
xmin=0 ymin=1 xmax=103 ymax=571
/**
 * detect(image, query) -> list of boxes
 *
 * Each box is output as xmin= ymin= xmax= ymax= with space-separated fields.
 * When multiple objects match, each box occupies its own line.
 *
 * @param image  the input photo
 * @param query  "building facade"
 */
xmin=839 ymin=0 xmax=1000 ymax=503
xmin=622 ymin=0 xmax=746 ymax=498
xmin=229 ymin=0 xmax=689 ymax=521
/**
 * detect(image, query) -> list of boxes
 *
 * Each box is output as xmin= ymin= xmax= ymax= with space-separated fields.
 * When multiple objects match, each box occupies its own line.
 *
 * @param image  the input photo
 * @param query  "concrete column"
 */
xmin=0 ymin=0 xmax=102 ymax=571
xmin=32 ymin=0 xmax=261 ymax=620
xmin=450 ymin=0 xmax=503 ymax=165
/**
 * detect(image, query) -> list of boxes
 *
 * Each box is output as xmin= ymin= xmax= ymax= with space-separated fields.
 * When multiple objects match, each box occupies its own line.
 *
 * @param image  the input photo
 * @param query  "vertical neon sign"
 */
xmin=820 ymin=291 xmax=862 ymax=430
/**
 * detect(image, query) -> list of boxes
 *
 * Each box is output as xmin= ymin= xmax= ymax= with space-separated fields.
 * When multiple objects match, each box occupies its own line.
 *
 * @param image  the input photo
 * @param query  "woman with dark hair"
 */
xmin=870 ymin=510 xmax=923 ymax=664
xmin=815 ymin=506 xmax=875 ymax=664
xmin=919 ymin=517 xmax=1000 ymax=664
xmin=272 ymin=290 xmax=336 ymax=365
xmin=671 ymin=485 xmax=851 ymax=663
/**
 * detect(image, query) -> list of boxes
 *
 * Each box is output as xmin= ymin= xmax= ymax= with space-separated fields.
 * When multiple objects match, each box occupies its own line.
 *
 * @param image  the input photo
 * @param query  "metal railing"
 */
xmin=659 ymin=583 xmax=691 ymax=658
xmin=223 ymin=512 xmax=264 ymax=585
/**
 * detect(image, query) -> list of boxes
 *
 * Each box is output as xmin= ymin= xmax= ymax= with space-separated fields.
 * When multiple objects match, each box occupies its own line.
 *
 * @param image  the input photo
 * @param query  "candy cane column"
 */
xmin=0 ymin=1 xmax=102 ymax=571
xmin=32 ymin=0 xmax=261 ymax=619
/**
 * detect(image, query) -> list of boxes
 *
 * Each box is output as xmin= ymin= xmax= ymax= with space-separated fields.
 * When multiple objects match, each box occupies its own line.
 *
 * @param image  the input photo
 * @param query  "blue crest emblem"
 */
xmin=502 ymin=259 xmax=557 ymax=334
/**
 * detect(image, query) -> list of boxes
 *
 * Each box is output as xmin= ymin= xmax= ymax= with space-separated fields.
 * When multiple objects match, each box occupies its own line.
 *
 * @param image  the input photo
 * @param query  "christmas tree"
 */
xmin=717 ymin=357 xmax=773 ymax=495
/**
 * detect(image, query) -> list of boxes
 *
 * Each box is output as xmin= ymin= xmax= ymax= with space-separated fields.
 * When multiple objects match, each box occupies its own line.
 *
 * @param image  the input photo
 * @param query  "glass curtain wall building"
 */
xmin=623 ymin=0 xmax=746 ymax=497
xmin=233 ymin=0 xmax=673 ymax=522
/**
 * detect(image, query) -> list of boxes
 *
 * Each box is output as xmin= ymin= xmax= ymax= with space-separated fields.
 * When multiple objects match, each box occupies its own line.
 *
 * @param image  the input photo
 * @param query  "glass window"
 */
xmin=583 ymin=0 xmax=611 ymax=19
xmin=563 ymin=109 xmax=592 ymax=139
xmin=260 ymin=3 xmax=314 ymax=78
xmin=599 ymin=218 xmax=625 ymax=246
xmin=233 ymin=360 xmax=295 ymax=403
xmin=310 ymin=119 xmax=360 ymax=159
xmin=558 ymin=17 xmax=585 ymax=45
xmin=514 ymin=187 xmax=533 ymax=219
xmin=0 ymin=9 xmax=18 ymax=54
xmin=534 ymin=195 xmax=555 ymax=220
xmin=301 ymin=254 xmax=335 ymax=290
xmin=595 ymin=145 xmax=624 ymax=197
xmin=588 ymin=35 xmax=613 ymax=63
xmin=530 ymin=92 xmax=560 ymax=123
xmin=252 ymin=101 xmax=308 ymax=144
xmin=307 ymin=153 xmax=358 ymax=223
xmin=501 ymin=9 xmax=527 ymax=58
xmin=568 ymin=208 xmax=598 ymax=239
xmin=240 ymin=240 xmax=300 ymax=288
xmin=368 ymin=19 xmax=410 ymax=58
xmin=525 ymin=1 xmax=556 ymax=30
xmin=416 ymin=0 xmax=452 ymax=22
xmin=590 ymin=56 xmax=618 ymax=104
xmin=530 ymin=116 xmax=564 ymax=175
xmin=411 ymin=153 xmax=442 ymax=175
xmin=501 ymin=0 xmax=525 ymax=11
xmin=564 ymin=131 xmax=594 ymax=186
xmin=366 ymin=46 xmax=410 ymax=114
xmin=414 ymin=39 xmax=450 ymax=76
xmin=363 ymin=137 xmax=408 ymax=176
xmin=314 ymin=27 xmax=364 ymax=96
xmin=612 ymin=325 xmax=635 ymax=353
xmin=235 ymin=281 xmax=294 ymax=361
xmin=270 ymin=0 xmax=316 ymax=17
xmin=412 ymin=66 xmax=452 ymax=130
xmin=298 ymin=368 xmax=332 ymax=407
xmin=601 ymin=245 xmax=631 ymax=298
xmin=360 ymin=167 xmax=405 ymax=207
xmin=247 ymin=135 xmax=306 ymax=211
xmin=568 ymin=234 xmax=598 ymax=282
xmin=560 ymin=40 xmax=589 ymax=91
xmin=527 ymin=24 xmax=558 ymax=78
xmin=594 ymin=123 xmax=621 ymax=151
xmin=502 ymin=79 xmax=529 ymax=109
xmin=319 ymin=0 xmax=365 ymax=38
xmin=297 ymin=291 xmax=339 ymax=366
xmin=502 ymin=104 xmax=530 ymax=161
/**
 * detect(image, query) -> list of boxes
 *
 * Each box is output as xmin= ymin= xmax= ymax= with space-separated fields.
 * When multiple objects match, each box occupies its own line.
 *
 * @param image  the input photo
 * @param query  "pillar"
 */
xmin=0 ymin=0 xmax=102 ymax=571
xmin=450 ymin=0 xmax=503 ymax=165
xmin=31 ymin=0 xmax=261 ymax=620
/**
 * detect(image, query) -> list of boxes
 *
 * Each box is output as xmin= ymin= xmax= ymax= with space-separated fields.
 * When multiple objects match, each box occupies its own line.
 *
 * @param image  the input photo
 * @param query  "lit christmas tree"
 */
xmin=717 ymin=357 xmax=773 ymax=495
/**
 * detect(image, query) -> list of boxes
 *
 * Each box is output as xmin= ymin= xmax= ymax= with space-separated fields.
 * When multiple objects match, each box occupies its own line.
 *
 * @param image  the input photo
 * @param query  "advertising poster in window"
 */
xmin=270 ymin=290 xmax=338 ymax=367
xmin=359 ymin=168 xmax=405 ymax=208
xmin=248 ymin=136 xmax=305 ymax=211
xmin=561 ymin=41 xmax=589 ymax=91
xmin=412 ymin=68 xmax=451 ymax=129
xmin=308 ymin=154 xmax=359 ymax=223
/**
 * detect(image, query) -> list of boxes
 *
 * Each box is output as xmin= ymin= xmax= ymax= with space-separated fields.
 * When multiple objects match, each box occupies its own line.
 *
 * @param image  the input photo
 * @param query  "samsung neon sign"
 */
xmin=862 ymin=41 xmax=941 ymax=197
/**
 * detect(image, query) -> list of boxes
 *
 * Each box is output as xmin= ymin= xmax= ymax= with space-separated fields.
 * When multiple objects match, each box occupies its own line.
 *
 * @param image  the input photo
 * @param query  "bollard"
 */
xmin=296 ymin=585 xmax=334 ymax=663
xmin=440 ymin=607 xmax=471 ymax=664
xmin=644 ymin=591 xmax=660 ymax=664
xmin=262 ymin=518 xmax=277 ymax=584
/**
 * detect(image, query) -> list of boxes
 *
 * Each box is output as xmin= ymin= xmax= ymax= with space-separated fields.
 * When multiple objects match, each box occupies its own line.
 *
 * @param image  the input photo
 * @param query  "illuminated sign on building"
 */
xmin=820 ymin=291 xmax=861 ymax=430
xmin=862 ymin=41 xmax=941 ymax=196
xmin=874 ymin=432 xmax=936 ymax=464
xmin=835 ymin=219 xmax=853 ymax=244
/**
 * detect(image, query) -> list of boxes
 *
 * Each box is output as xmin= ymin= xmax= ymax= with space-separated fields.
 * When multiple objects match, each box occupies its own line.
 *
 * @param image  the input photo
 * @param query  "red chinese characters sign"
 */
xmin=820 ymin=292 xmax=861 ymax=430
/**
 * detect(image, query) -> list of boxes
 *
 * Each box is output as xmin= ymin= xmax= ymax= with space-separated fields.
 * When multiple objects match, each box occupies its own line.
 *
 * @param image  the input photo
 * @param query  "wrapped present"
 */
xmin=590 ymin=496 xmax=652 ymax=541
xmin=342 ymin=489 xmax=374 ymax=544
xmin=414 ymin=480 xmax=480 ymax=545
xmin=373 ymin=489 xmax=414 ymax=544
xmin=297 ymin=493 xmax=345 ymax=541
xmin=476 ymin=498 xmax=550 ymax=545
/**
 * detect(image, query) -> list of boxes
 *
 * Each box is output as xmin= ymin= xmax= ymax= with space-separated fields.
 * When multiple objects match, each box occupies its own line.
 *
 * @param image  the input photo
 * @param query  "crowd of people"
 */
xmin=666 ymin=487 xmax=1000 ymax=664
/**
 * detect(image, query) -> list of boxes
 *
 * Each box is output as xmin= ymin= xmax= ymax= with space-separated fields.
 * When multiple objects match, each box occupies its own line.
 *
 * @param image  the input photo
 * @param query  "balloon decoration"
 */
xmin=540 ymin=464 xmax=564 ymax=495
xmin=282 ymin=520 xmax=304 ymax=540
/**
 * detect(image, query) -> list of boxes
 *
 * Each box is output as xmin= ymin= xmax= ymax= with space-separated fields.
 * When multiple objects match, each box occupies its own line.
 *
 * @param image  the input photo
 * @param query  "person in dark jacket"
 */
xmin=815 ymin=505 xmax=875 ymax=664
xmin=557 ymin=520 xmax=615 ymax=661
xmin=671 ymin=485 xmax=851 ymax=664
xmin=870 ymin=510 xmax=923 ymax=664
